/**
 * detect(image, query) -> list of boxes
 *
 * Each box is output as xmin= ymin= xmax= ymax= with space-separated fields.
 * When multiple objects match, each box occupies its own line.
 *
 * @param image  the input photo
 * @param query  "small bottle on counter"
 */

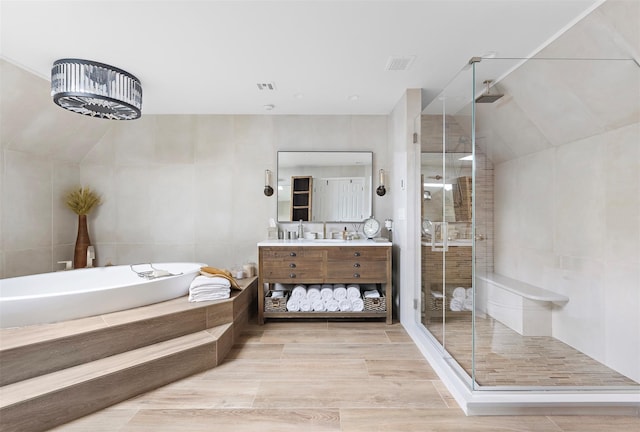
xmin=342 ymin=227 xmax=347 ymax=240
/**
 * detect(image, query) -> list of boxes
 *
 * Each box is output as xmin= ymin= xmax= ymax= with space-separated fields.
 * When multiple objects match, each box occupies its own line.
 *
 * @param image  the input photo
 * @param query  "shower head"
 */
xmin=476 ymin=80 xmax=503 ymax=103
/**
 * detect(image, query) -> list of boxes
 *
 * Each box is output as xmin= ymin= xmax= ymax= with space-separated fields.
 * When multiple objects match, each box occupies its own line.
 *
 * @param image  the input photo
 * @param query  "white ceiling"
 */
xmin=0 ymin=0 xmax=601 ymax=115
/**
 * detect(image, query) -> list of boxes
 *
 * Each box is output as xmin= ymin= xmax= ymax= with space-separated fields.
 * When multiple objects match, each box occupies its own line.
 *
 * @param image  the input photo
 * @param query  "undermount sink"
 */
xmin=312 ymin=238 xmax=346 ymax=242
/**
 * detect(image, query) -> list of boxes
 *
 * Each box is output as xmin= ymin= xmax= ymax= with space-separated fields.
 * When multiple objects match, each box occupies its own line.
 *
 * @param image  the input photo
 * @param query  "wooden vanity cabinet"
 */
xmin=258 ymin=243 xmax=392 ymax=324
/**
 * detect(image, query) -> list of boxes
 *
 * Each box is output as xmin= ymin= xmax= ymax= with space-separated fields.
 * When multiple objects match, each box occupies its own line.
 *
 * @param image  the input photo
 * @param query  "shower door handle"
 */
xmin=431 ymin=222 xmax=448 ymax=252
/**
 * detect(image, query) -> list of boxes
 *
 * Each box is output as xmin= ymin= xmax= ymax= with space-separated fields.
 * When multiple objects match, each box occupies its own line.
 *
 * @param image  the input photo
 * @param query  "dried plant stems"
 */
xmin=65 ymin=187 xmax=102 ymax=215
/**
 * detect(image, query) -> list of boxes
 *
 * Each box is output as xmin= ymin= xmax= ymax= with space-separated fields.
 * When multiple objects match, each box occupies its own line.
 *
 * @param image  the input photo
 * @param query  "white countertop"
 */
xmin=258 ymin=238 xmax=392 ymax=247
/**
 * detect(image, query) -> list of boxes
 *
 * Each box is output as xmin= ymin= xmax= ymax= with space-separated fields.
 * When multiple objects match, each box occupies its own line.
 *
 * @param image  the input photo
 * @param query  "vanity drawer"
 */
xmin=326 ymin=247 xmax=388 ymax=261
xmin=261 ymin=261 xmax=324 ymax=282
xmin=326 ymin=261 xmax=388 ymax=282
xmin=261 ymin=248 xmax=324 ymax=260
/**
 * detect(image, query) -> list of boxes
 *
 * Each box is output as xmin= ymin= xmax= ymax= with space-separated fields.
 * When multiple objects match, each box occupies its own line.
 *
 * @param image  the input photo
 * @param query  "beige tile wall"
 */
xmin=0 ymin=61 xmax=393 ymax=277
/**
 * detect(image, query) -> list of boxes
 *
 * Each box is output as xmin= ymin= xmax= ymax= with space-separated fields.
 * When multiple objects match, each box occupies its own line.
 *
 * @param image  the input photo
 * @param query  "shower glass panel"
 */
xmin=420 ymin=54 xmax=640 ymax=392
xmin=472 ymin=56 xmax=640 ymax=390
xmin=421 ymin=61 xmax=475 ymax=379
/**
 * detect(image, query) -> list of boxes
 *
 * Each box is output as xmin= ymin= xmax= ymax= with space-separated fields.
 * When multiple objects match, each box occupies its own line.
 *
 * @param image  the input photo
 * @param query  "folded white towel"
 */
xmin=325 ymin=298 xmax=339 ymax=312
xmin=190 ymin=275 xmax=231 ymax=290
xmin=346 ymin=286 xmax=361 ymax=300
xmin=307 ymin=287 xmax=321 ymax=301
xmin=463 ymin=298 xmax=473 ymax=311
xmin=320 ymin=287 xmax=334 ymax=300
xmin=450 ymin=297 xmax=464 ymax=312
xmin=299 ymin=298 xmax=312 ymax=312
xmin=339 ymin=299 xmax=352 ymax=311
xmin=274 ymin=283 xmax=286 ymax=291
xmin=452 ymin=287 xmax=466 ymax=299
xmin=351 ymin=298 xmax=365 ymax=312
xmin=287 ymin=298 xmax=301 ymax=311
xmin=189 ymin=286 xmax=231 ymax=302
xmin=363 ymin=289 xmax=380 ymax=298
xmin=333 ymin=286 xmax=347 ymax=300
xmin=270 ymin=291 xmax=284 ymax=299
xmin=431 ymin=291 xmax=444 ymax=299
xmin=312 ymin=299 xmax=325 ymax=312
xmin=291 ymin=285 xmax=307 ymax=300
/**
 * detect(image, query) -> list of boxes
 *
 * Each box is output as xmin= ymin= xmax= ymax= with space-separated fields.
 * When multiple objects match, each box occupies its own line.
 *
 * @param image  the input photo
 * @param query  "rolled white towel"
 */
xmin=320 ymin=287 xmax=334 ymax=300
xmin=363 ymin=289 xmax=380 ymax=298
xmin=299 ymin=298 xmax=312 ymax=312
xmin=346 ymin=286 xmax=361 ymax=300
xmin=333 ymin=286 xmax=347 ymax=300
xmin=312 ymin=299 xmax=325 ymax=312
xmin=338 ymin=299 xmax=352 ymax=311
xmin=466 ymin=288 xmax=473 ymax=299
xmin=307 ymin=287 xmax=321 ymax=301
xmin=291 ymin=285 xmax=307 ymax=300
xmin=287 ymin=298 xmax=300 ymax=311
xmin=450 ymin=297 xmax=464 ymax=312
xmin=452 ymin=287 xmax=466 ymax=300
xmin=333 ymin=283 xmax=345 ymax=289
xmin=463 ymin=298 xmax=473 ymax=311
xmin=325 ymin=298 xmax=339 ymax=312
xmin=351 ymin=298 xmax=365 ymax=312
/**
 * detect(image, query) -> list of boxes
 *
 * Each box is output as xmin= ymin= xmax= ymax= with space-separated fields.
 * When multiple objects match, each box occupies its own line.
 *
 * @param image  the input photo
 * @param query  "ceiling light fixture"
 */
xmin=51 ymin=59 xmax=142 ymax=120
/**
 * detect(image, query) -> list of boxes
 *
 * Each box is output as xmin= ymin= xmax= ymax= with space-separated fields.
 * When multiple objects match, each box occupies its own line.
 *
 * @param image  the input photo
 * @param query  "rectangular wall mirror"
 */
xmin=277 ymin=151 xmax=373 ymax=222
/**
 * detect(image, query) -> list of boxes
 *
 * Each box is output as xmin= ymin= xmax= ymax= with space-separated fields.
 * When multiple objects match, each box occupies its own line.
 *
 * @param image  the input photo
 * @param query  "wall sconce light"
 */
xmin=264 ymin=169 xmax=274 ymax=196
xmin=376 ymin=169 xmax=387 ymax=196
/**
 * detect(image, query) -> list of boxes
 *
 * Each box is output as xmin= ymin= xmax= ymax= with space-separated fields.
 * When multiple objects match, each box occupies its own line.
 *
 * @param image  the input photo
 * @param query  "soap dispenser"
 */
xmin=298 ymin=220 xmax=304 ymax=240
xmin=342 ymin=226 xmax=347 ymax=240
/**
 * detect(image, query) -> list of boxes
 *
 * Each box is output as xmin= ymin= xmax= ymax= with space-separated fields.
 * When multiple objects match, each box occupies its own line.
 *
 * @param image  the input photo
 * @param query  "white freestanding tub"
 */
xmin=0 ymin=263 xmax=204 ymax=328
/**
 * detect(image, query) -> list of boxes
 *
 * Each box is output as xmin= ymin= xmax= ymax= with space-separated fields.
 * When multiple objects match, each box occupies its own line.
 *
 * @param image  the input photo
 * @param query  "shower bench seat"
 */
xmin=475 ymin=273 xmax=568 ymax=337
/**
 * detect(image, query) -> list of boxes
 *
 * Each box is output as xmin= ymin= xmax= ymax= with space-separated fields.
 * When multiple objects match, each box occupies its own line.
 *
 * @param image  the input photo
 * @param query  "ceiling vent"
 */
xmin=257 ymin=82 xmax=277 ymax=91
xmin=385 ymin=56 xmax=416 ymax=71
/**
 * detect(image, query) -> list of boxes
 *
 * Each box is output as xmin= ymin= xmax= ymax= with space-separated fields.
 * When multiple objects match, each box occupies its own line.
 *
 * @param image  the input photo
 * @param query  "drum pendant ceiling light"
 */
xmin=51 ymin=58 xmax=142 ymax=120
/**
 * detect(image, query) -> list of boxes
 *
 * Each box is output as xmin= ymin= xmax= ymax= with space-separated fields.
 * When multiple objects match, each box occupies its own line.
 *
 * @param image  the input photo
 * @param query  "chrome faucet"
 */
xmin=86 ymin=245 xmax=95 ymax=268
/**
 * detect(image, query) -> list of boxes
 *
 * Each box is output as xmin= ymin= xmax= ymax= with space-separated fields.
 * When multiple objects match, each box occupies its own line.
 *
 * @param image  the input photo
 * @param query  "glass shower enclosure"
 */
xmin=419 ymin=54 xmax=640 ymax=392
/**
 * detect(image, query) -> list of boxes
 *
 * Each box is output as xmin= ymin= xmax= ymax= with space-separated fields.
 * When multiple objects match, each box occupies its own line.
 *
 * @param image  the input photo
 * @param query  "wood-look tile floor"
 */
xmin=425 ymin=314 xmax=639 ymax=387
xmin=50 ymin=320 xmax=640 ymax=431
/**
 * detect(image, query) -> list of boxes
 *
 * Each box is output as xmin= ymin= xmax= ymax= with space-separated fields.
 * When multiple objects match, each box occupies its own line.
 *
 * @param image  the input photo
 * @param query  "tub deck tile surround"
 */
xmin=0 ymin=276 xmax=257 ymax=432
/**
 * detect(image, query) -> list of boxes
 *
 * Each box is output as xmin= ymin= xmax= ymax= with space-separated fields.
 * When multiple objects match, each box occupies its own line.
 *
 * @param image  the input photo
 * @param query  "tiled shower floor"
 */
xmin=424 ymin=313 xmax=638 ymax=387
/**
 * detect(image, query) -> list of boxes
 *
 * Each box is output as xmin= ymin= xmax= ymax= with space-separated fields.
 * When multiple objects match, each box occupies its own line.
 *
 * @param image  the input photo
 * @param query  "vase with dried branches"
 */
xmin=65 ymin=187 xmax=102 ymax=269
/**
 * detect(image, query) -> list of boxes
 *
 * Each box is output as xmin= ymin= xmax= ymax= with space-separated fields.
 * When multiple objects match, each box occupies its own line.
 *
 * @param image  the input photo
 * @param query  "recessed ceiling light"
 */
xmin=264 ymin=104 xmax=275 ymax=111
xmin=348 ymin=94 xmax=359 ymax=101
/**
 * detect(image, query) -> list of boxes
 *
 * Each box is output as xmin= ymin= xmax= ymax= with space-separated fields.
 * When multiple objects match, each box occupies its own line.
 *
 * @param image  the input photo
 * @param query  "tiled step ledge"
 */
xmin=0 ymin=276 xmax=257 ymax=386
xmin=0 ymin=326 xmax=232 ymax=432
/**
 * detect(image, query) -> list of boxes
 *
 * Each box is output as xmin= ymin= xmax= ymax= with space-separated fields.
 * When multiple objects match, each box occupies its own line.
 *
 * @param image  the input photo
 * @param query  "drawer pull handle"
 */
xmin=289 ymin=273 xmax=296 ymax=278
xmin=353 ymin=263 xmax=361 ymax=268
xmin=354 ymin=252 xmax=361 ymax=257
xmin=289 ymin=263 xmax=296 ymax=268
xmin=290 ymin=252 xmax=297 ymax=257
xmin=353 ymin=273 xmax=360 ymax=278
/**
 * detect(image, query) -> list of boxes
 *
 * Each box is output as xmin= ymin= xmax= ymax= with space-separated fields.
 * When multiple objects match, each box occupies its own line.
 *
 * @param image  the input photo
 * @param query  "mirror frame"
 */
xmin=277 ymin=151 xmax=373 ymax=223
